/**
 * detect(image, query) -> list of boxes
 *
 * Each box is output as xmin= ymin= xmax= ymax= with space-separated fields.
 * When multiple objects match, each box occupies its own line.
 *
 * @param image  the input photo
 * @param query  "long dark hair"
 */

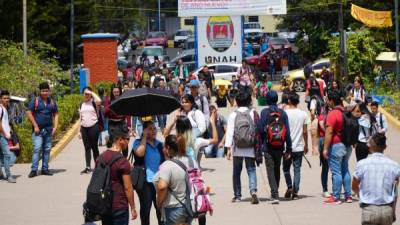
xmin=358 ymin=102 xmax=377 ymax=123
xmin=110 ymin=83 xmax=122 ymax=101
xmin=165 ymin=134 xmax=186 ymax=157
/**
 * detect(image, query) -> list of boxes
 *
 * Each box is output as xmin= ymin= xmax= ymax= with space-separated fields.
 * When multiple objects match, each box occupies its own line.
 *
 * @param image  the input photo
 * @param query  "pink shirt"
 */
xmin=80 ymin=101 xmax=98 ymax=128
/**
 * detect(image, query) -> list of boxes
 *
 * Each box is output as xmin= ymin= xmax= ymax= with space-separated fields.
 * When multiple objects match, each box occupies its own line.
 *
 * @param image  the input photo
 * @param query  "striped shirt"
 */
xmin=354 ymin=153 xmax=400 ymax=205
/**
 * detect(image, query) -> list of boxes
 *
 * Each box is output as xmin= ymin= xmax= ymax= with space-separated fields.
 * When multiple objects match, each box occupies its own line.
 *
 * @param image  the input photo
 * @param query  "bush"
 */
xmin=15 ymin=94 xmax=82 ymax=163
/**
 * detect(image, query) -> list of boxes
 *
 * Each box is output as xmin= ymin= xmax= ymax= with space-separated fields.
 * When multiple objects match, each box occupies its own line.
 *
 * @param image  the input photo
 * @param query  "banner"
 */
xmin=351 ymin=4 xmax=392 ymax=28
xmin=196 ymin=16 xmax=242 ymax=67
xmin=179 ymin=0 xmax=286 ymax=17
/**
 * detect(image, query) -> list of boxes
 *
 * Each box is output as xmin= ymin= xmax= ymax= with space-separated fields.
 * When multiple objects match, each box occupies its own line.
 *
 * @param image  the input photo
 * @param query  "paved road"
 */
xmin=1 ymin=93 xmax=399 ymax=225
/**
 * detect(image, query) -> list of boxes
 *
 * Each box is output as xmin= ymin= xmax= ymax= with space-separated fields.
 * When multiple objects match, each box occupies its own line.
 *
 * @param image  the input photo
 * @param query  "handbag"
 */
xmin=128 ymin=150 xmax=146 ymax=191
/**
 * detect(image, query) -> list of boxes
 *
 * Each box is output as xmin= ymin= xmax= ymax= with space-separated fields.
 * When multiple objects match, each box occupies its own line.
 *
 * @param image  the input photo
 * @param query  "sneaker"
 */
xmin=251 ymin=193 xmax=259 ymax=204
xmin=41 ymin=170 xmax=53 ymax=176
xmin=269 ymin=198 xmax=280 ymax=204
xmin=323 ymin=196 xmax=342 ymax=205
xmin=7 ymin=176 xmax=16 ymax=183
xmin=28 ymin=171 xmax=37 ymax=178
xmin=231 ymin=197 xmax=241 ymax=203
xmin=323 ymin=192 xmax=331 ymax=198
xmin=284 ymin=188 xmax=293 ymax=199
xmin=80 ymin=168 xmax=91 ymax=174
xmin=292 ymin=193 xmax=299 ymax=200
xmin=345 ymin=196 xmax=353 ymax=203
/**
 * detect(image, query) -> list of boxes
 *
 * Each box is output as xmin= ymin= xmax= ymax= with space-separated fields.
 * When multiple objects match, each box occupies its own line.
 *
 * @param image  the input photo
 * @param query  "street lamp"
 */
xmin=70 ymin=0 xmax=74 ymax=94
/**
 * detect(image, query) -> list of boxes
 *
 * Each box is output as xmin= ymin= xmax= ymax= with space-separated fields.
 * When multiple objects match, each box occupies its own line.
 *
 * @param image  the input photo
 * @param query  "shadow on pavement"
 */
xmin=201 ymin=168 xmax=216 ymax=173
xmin=241 ymin=197 xmax=270 ymax=202
xmin=279 ymin=195 xmax=316 ymax=201
xmin=47 ymin=169 xmax=67 ymax=175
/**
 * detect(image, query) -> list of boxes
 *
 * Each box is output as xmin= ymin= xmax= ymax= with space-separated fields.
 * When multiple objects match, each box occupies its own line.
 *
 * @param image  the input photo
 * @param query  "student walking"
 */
xmin=0 ymin=90 xmax=16 ymax=183
xmin=283 ymin=92 xmax=309 ymax=200
xmin=79 ymin=87 xmax=102 ymax=174
xmin=258 ymin=91 xmax=292 ymax=204
xmin=26 ymin=82 xmax=59 ymax=178
xmin=132 ymin=121 xmax=165 ymax=225
xmin=352 ymin=133 xmax=399 ymax=225
xmin=225 ymin=88 xmax=261 ymax=204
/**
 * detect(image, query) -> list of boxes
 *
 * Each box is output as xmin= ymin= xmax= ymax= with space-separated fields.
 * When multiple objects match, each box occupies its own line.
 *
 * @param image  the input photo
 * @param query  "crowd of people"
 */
xmin=0 ymin=55 xmax=399 ymax=225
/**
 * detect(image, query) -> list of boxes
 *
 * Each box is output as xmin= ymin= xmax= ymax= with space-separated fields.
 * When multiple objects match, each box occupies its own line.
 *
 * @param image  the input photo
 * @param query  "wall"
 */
xmin=83 ymin=38 xmax=118 ymax=84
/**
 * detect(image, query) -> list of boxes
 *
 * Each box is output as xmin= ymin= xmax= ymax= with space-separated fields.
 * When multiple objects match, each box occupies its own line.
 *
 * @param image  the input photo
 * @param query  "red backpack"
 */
xmin=266 ymin=110 xmax=287 ymax=148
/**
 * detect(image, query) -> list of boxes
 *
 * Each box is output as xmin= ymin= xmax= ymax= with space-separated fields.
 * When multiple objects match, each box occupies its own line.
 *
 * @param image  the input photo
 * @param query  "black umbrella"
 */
xmin=109 ymin=88 xmax=181 ymax=117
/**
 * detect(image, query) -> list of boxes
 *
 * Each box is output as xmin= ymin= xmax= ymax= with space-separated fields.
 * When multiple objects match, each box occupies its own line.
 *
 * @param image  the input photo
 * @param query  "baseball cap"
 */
xmin=189 ymin=79 xmax=200 ymax=87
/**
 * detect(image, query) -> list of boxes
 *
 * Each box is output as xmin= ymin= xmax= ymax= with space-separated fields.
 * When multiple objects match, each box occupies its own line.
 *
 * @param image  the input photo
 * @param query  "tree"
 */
xmin=0 ymin=40 xmax=68 ymax=97
xmin=326 ymin=29 xmax=388 ymax=83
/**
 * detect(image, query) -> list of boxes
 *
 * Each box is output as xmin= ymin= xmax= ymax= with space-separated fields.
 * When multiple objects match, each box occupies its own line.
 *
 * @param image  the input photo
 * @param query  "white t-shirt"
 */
xmin=0 ymin=105 xmax=11 ymax=138
xmin=285 ymin=108 xmax=308 ymax=152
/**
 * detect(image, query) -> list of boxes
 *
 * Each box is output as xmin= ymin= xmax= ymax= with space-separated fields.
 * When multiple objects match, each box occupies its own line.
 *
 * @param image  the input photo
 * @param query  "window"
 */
xmin=217 ymin=65 xmax=235 ymax=73
xmin=184 ymin=19 xmax=194 ymax=26
xmin=248 ymin=16 xmax=259 ymax=22
xmin=313 ymin=63 xmax=325 ymax=70
xmin=182 ymin=54 xmax=194 ymax=62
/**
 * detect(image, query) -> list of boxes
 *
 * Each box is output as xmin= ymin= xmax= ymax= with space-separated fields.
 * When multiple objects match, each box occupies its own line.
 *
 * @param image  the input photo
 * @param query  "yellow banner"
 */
xmin=351 ymin=4 xmax=392 ymax=28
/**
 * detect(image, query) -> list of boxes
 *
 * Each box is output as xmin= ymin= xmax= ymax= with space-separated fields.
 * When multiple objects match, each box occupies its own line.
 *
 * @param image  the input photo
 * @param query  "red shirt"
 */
xmin=99 ymin=150 xmax=131 ymax=210
xmin=318 ymin=114 xmax=326 ymax=137
xmin=325 ymin=106 xmax=344 ymax=145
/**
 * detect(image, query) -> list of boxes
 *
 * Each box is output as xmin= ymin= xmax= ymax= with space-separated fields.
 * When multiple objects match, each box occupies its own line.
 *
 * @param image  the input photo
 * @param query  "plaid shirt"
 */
xmin=354 ymin=153 xmax=400 ymax=205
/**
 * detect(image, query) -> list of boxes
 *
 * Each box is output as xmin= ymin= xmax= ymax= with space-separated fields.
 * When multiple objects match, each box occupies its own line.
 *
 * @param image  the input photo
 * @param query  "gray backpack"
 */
xmin=233 ymin=109 xmax=255 ymax=148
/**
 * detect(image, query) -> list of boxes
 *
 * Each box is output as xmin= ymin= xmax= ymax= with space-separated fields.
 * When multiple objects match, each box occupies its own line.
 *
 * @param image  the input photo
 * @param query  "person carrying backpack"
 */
xmin=26 ymin=82 xmax=59 ymax=178
xmin=257 ymin=90 xmax=292 ymax=204
xmin=323 ymin=90 xmax=358 ymax=204
xmin=78 ymin=87 xmax=103 ymax=174
xmin=84 ymin=129 xmax=137 ymax=224
xmin=225 ymin=88 xmax=262 ymax=204
xmin=255 ymin=75 xmax=269 ymax=106
xmin=370 ymin=101 xmax=388 ymax=134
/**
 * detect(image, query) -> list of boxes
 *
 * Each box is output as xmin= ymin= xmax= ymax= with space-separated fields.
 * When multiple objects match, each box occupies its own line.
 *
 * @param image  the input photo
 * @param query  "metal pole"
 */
xmin=23 ymin=0 xmax=27 ymax=58
xmin=158 ymin=0 xmax=161 ymax=31
xmin=339 ymin=0 xmax=348 ymax=82
xmin=395 ymin=0 xmax=400 ymax=87
xmin=70 ymin=0 xmax=74 ymax=94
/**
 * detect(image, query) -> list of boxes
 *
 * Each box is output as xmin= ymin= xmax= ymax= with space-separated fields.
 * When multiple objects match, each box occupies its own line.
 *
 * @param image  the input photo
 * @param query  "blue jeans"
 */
xmin=31 ymin=129 xmax=52 ymax=171
xmin=164 ymin=207 xmax=192 ymax=225
xmin=157 ymin=115 xmax=167 ymax=129
xmin=233 ymin=157 xmax=257 ymax=198
xmin=319 ymin=137 xmax=329 ymax=192
xmin=283 ymin=151 xmax=303 ymax=193
xmin=328 ymin=143 xmax=352 ymax=200
xmin=101 ymin=209 xmax=129 ymax=225
xmin=0 ymin=136 xmax=12 ymax=177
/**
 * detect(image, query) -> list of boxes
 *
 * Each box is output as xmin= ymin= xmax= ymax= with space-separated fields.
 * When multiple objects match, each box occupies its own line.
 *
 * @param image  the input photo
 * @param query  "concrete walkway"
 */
xmin=1 ymin=95 xmax=399 ymax=225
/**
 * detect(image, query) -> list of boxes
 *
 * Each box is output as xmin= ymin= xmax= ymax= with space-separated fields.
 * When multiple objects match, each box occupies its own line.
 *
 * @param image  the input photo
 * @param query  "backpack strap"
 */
xmin=380 ymin=113 xmax=383 ymax=129
xmin=106 ymin=153 xmax=124 ymax=166
xmin=168 ymin=159 xmax=193 ymax=217
xmin=0 ymin=106 xmax=4 ymax=121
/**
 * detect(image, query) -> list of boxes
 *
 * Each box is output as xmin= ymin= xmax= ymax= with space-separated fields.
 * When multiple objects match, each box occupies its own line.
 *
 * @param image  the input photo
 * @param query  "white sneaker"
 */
xmin=269 ymin=198 xmax=280 ymax=204
xmin=323 ymin=192 xmax=331 ymax=198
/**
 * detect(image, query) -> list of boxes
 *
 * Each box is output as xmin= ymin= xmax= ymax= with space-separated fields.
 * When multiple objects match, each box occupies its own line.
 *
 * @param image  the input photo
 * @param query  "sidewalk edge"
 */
xmin=380 ymin=107 xmax=400 ymax=130
xmin=49 ymin=121 xmax=80 ymax=161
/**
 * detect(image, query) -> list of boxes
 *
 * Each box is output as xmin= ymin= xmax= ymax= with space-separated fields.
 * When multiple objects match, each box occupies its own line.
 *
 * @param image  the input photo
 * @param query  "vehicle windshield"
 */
xmin=244 ymin=23 xmax=261 ymax=29
xmin=147 ymin=32 xmax=164 ymax=38
xmin=176 ymin=30 xmax=192 ymax=36
xmin=142 ymin=48 xmax=162 ymax=56
xmin=270 ymin=38 xmax=288 ymax=45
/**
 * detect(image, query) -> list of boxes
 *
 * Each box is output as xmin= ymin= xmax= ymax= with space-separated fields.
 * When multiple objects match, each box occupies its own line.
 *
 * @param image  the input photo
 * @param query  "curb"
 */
xmin=49 ymin=121 xmax=80 ymax=161
xmin=379 ymin=107 xmax=400 ymax=130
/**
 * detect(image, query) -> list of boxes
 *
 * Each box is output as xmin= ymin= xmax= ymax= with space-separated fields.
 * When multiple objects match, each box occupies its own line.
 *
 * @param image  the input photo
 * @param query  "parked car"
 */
xmin=268 ymin=37 xmax=291 ymax=50
xmin=278 ymin=31 xmax=298 ymax=43
xmin=166 ymin=49 xmax=196 ymax=72
xmin=245 ymin=47 xmax=289 ymax=73
xmin=136 ymin=46 xmax=169 ymax=65
xmin=192 ymin=63 xmax=242 ymax=81
xmin=174 ymin=30 xmax=193 ymax=48
xmin=145 ymin=31 xmax=168 ymax=48
xmin=283 ymin=58 xmax=331 ymax=92
xmin=182 ymin=36 xmax=195 ymax=50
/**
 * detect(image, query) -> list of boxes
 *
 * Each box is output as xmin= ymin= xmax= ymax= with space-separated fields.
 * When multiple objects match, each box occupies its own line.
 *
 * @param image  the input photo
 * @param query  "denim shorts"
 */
xmin=164 ymin=206 xmax=191 ymax=225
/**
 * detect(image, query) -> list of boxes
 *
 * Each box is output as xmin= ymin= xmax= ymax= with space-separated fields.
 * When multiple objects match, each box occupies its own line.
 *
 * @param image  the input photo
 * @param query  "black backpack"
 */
xmin=336 ymin=108 xmax=359 ymax=147
xmin=153 ymin=76 xmax=163 ymax=89
xmin=83 ymin=154 xmax=123 ymax=222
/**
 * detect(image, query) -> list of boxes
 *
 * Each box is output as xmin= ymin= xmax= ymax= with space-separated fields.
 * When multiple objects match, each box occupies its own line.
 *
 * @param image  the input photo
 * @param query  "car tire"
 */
xmin=293 ymin=79 xmax=306 ymax=92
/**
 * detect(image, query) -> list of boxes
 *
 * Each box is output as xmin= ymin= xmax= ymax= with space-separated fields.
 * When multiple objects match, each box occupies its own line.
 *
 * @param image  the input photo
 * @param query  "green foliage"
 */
xmin=0 ymin=40 xmax=69 ymax=97
xmin=92 ymin=81 xmax=114 ymax=97
xmin=15 ymin=94 xmax=82 ymax=163
xmin=325 ymin=30 xmax=388 ymax=82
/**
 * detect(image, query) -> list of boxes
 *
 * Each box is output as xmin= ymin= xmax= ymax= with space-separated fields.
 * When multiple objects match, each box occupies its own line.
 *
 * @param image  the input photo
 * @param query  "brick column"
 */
xmin=81 ymin=33 xmax=119 ymax=84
